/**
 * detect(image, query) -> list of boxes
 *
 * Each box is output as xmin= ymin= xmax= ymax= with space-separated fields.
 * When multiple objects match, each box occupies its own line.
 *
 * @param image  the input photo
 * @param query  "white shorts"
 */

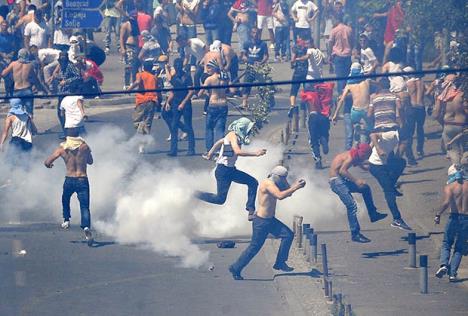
xmin=257 ymin=15 xmax=274 ymax=30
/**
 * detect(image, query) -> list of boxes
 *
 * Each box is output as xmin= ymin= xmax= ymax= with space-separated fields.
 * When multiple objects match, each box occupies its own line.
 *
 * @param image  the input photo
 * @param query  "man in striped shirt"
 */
xmin=367 ymin=77 xmax=412 ymax=231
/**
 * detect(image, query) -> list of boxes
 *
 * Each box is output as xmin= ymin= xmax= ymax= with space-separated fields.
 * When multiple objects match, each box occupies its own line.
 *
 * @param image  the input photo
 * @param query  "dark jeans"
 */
xmin=169 ymin=102 xmax=195 ymax=155
xmin=333 ymin=55 xmax=352 ymax=95
xmin=231 ymin=216 xmax=293 ymax=273
xmin=204 ymin=27 xmax=219 ymax=45
xmin=229 ymin=55 xmax=239 ymax=82
xmin=62 ymin=177 xmax=91 ymax=229
xmin=178 ymin=25 xmax=197 ymax=66
xmin=7 ymin=137 xmax=32 ymax=169
xmin=218 ymin=19 xmax=233 ymax=45
xmin=294 ymin=27 xmax=311 ymax=41
xmin=274 ymin=26 xmax=290 ymax=58
xmin=369 ymin=156 xmax=406 ymax=220
xmin=406 ymin=106 xmax=426 ymax=159
xmin=205 ymin=106 xmax=228 ymax=151
xmin=329 ymin=176 xmax=378 ymax=236
xmin=13 ymin=87 xmax=34 ymax=116
xmin=440 ymin=214 xmax=468 ymax=277
xmin=289 ymin=72 xmax=307 ymax=97
xmin=308 ymin=113 xmax=330 ymax=160
xmin=197 ymin=164 xmax=258 ymax=212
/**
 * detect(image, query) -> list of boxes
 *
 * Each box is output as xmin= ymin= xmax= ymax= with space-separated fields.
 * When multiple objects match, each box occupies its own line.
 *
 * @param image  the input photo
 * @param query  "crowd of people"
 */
xmin=0 ymin=0 xmax=466 ymax=281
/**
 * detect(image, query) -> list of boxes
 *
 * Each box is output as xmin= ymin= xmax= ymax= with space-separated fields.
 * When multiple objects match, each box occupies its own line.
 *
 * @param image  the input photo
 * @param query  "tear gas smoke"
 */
xmin=0 ymin=125 xmax=356 ymax=268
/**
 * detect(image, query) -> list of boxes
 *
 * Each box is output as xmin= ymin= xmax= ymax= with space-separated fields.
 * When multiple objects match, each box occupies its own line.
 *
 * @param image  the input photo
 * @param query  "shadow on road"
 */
xmin=274 ymin=268 xmax=322 ymax=279
xmin=401 ymin=234 xmax=430 ymax=242
xmin=362 ymin=248 xmax=407 ymax=259
xmin=69 ymin=240 xmax=116 ymax=248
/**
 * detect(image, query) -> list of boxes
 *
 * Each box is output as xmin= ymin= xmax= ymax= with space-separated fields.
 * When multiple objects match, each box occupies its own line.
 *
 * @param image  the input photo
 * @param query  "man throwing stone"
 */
xmin=329 ymin=143 xmax=387 ymax=243
xmin=229 ymin=166 xmax=306 ymax=280
xmin=44 ymin=128 xmax=94 ymax=245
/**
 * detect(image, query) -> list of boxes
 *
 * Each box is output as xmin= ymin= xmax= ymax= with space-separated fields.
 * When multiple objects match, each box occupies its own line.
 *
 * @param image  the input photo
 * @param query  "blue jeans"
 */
xmin=333 ymin=55 xmax=352 ymax=95
xmin=274 ymin=26 xmax=290 ymax=58
xmin=329 ymin=176 xmax=378 ymax=236
xmin=406 ymin=106 xmax=426 ymax=159
xmin=308 ymin=113 xmax=330 ymax=160
xmin=196 ymin=164 xmax=258 ymax=212
xmin=13 ymin=87 xmax=34 ymax=116
xmin=178 ymin=25 xmax=197 ymax=66
xmin=369 ymin=156 xmax=406 ymax=221
xmin=169 ymin=102 xmax=195 ymax=155
xmin=231 ymin=216 xmax=293 ymax=273
xmin=343 ymin=95 xmax=353 ymax=150
xmin=204 ymin=28 xmax=219 ymax=45
xmin=205 ymin=106 xmax=228 ymax=151
xmin=237 ymin=23 xmax=250 ymax=52
xmin=62 ymin=177 xmax=91 ymax=229
xmin=350 ymin=107 xmax=372 ymax=144
xmin=440 ymin=214 xmax=468 ymax=276
xmin=103 ymin=15 xmax=120 ymax=49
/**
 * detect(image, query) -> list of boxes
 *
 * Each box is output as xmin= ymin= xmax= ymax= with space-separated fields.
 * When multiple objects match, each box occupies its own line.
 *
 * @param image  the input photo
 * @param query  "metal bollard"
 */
xmin=345 ymin=304 xmax=352 ymax=316
xmin=323 ymin=277 xmax=329 ymax=297
xmin=303 ymin=228 xmax=312 ymax=256
xmin=408 ymin=233 xmax=417 ymax=268
xmin=308 ymin=237 xmax=315 ymax=263
xmin=327 ymin=280 xmax=333 ymax=302
xmin=420 ymin=255 xmax=428 ymax=294
xmin=302 ymin=224 xmax=310 ymax=239
xmin=296 ymin=216 xmax=303 ymax=248
xmin=321 ymin=243 xmax=329 ymax=277
xmin=311 ymin=234 xmax=318 ymax=263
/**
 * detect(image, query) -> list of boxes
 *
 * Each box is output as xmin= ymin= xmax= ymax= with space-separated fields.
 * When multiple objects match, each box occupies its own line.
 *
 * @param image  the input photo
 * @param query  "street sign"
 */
xmin=62 ymin=9 xmax=103 ymax=29
xmin=63 ymin=0 xmax=103 ymax=9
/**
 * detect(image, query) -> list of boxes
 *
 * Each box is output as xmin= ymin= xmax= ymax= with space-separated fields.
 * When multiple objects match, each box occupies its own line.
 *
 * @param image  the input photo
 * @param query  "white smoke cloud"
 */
xmin=0 ymin=125 xmax=348 ymax=268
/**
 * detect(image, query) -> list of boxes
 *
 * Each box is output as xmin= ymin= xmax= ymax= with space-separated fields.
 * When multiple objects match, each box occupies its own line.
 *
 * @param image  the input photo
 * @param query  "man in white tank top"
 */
xmin=196 ymin=117 xmax=267 ymax=221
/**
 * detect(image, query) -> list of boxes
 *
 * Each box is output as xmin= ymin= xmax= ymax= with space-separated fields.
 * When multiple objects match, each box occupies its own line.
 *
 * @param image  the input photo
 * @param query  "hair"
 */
xmin=0 ymin=5 xmax=9 ymax=19
xmin=143 ymin=60 xmax=153 ymax=72
xmin=379 ymin=77 xmax=391 ymax=90
xmin=27 ymin=4 xmax=37 ymax=12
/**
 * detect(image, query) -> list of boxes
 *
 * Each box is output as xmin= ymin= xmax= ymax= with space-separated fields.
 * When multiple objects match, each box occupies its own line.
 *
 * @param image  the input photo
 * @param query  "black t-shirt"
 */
xmin=243 ymin=39 xmax=268 ymax=65
xmin=292 ymin=45 xmax=308 ymax=75
xmin=170 ymin=72 xmax=193 ymax=105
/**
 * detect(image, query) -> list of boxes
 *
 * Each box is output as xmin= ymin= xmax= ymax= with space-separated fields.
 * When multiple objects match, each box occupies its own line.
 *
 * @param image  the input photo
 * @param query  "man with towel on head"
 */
xmin=329 ymin=143 xmax=388 ymax=243
xmin=229 ymin=165 xmax=306 ymax=280
xmin=44 ymin=128 xmax=94 ymax=245
xmin=196 ymin=117 xmax=266 ymax=221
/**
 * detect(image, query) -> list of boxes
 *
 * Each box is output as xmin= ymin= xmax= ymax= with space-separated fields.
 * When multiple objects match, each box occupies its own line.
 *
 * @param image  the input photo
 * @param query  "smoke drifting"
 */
xmin=0 ymin=125 xmax=350 ymax=268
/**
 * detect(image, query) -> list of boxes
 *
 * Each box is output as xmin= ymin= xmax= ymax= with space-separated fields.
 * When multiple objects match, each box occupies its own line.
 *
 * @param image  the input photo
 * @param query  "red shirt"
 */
xmin=137 ymin=12 xmax=152 ymax=48
xmin=257 ymin=0 xmax=273 ymax=16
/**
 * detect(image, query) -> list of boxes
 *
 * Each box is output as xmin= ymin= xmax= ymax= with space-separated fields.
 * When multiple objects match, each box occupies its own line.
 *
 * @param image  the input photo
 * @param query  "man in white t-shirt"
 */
xmin=291 ymin=0 xmax=318 ymax=41
xmin=24 ymin=9 xmax=49 ymax=49
xmin=359 ymin=33 xmax=377 ymax=74
xmin=305 ymin=39 xmax=325 ymax=81
xmin=60 ymin=95 xmax=86 ymax=135
xmin=176 ymin=33 xmax=208 ymax=87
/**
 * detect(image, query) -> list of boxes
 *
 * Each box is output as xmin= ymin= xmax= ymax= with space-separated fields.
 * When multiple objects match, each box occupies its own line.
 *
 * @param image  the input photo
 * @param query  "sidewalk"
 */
xmin=275 ymin=113 xmax=468 ymax=315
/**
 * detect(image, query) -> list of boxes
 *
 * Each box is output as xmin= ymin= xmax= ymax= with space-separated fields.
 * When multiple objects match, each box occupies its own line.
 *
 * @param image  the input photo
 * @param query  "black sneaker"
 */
xmin=315 ymin=160 xmax=323 ymax=170
xmin=351 ymin=233 xmax=371 ymax=243
xmin=417 ymin=151 xmax=424 ymax=158
xmin=394 ymin=188 xmax=403 ymax=197
xmin=407 ymin=158 xmax=418 ymax=166
xmin=370 ymin=212 xmax=388 ymax=223
xmin=391 ymin=219 xmax=412 ymax=231
xmin=449 ymin=275 xmax=458 ymax=282
xmin=435 ymin=265 xmax=448 ymax=278
xmin=229 ymin=265 xmax=243 ymax=280
xmin=273 ymin=262 xmax=294 ymax=272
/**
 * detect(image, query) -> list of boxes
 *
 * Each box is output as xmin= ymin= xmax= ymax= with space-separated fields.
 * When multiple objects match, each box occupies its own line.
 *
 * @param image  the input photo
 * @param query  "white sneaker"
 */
xmin=61 ymin=220 xmax=70 ymax=229
xmin=138 ymin=144 xmax=145 ymax=154
xmin=190 ymin=65 xmax=196 ymax=72
xmin=166 ymin=134 xmax=171 ymax=141
xmin=269 ymin=43 xmax=275 ymax=49
xmin=105 ymin=47 xmax=110 ymax=54
xmin=179 ymin=132 xmax=188 ymax=141
xmin=83 ymin=227 xmax=93 ymax=245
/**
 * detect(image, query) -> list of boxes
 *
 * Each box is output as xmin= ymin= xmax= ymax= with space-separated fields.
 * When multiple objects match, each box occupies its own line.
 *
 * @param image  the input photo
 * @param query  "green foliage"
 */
xmin=246 ymin=63 xmax=276 ymax=132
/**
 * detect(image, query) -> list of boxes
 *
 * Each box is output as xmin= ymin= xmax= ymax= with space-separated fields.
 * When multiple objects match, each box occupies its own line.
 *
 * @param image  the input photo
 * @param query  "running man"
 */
xmin=329 ymin=143 xmax=387 ymax=243
xmin=229 ymin=165 xmax=306 ymax=280
xmin=434 ymin=165 xmax=468 ymax=282
xmin=196 ymin=117 xmax=266 ymax=221
xmin=44 ymin=128 xmax=94 ymax=245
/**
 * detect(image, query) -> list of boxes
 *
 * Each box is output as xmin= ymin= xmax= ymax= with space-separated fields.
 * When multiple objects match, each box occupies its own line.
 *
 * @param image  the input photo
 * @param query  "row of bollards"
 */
xmin=406 ymin=232 xmax=428 ymax=294
xmin=293 ymin=220 xmax=354 ymax=315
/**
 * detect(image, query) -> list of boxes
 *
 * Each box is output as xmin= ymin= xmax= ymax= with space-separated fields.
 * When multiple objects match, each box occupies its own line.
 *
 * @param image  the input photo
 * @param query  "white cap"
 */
xmin=448 ymin=164 xmax=458 ymax=176
xmin=209 ymin=40 xmax=222 ymax=52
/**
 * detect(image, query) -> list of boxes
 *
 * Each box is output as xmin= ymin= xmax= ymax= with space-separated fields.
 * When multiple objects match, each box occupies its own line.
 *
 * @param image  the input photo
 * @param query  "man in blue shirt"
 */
xmin=241 ymin=28 xmax=269 ymax=109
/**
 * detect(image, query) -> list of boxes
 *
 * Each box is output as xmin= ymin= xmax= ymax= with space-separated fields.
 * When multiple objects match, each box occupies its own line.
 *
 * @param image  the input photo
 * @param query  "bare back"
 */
xmin=329 ymin=152 xmax=348 ymax=178
xmin=206 ymin=74 xmax=227 ymax=105
xmin=61 ymin=143 xmax=92 ymax=177
xmin=256 ymin=179 xmax=278 ymax=218
xmin=447 ymin=181 xmax=464 ymax=214
xmin=349 ymin=80 xmax=370 ymax=109
xmin=407 ymin=78 xmax=424 ymax=106
xmin=12 ymin=61 xmax=34 ymax=90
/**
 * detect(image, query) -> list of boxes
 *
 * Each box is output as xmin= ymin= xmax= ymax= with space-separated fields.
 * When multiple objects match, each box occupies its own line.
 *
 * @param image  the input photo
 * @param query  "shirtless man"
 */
xmin=434 ymin=165 xmax=468 ymax=282
xmin=120 ymin=10 xmax=139 ymax=88
xmin=1 ymin=49 xmax=46 ymax=118
xmin=228 ymin=0 xmax=253 ymax=53
xmin=175 ymin=0 xmax=200 ymax=39
xmin=209 ymin=40 xmax=240 ymax=95
xmin=44 ymin=128 xmax=94 ymax=245
xmin=333 ymin=63 xmax=372 ymax=145
xmin=198 ymin=59 xmax=229 ymax=153
xmin=433 ymin=75 xmax=466 ymax=166
xmin=404 ymin=67 xmax=426 ymax=164
xmin=329 ymin=143 xmax=387 ymax=243
xmin=229 ymin=166 xmax=306 ymax=280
